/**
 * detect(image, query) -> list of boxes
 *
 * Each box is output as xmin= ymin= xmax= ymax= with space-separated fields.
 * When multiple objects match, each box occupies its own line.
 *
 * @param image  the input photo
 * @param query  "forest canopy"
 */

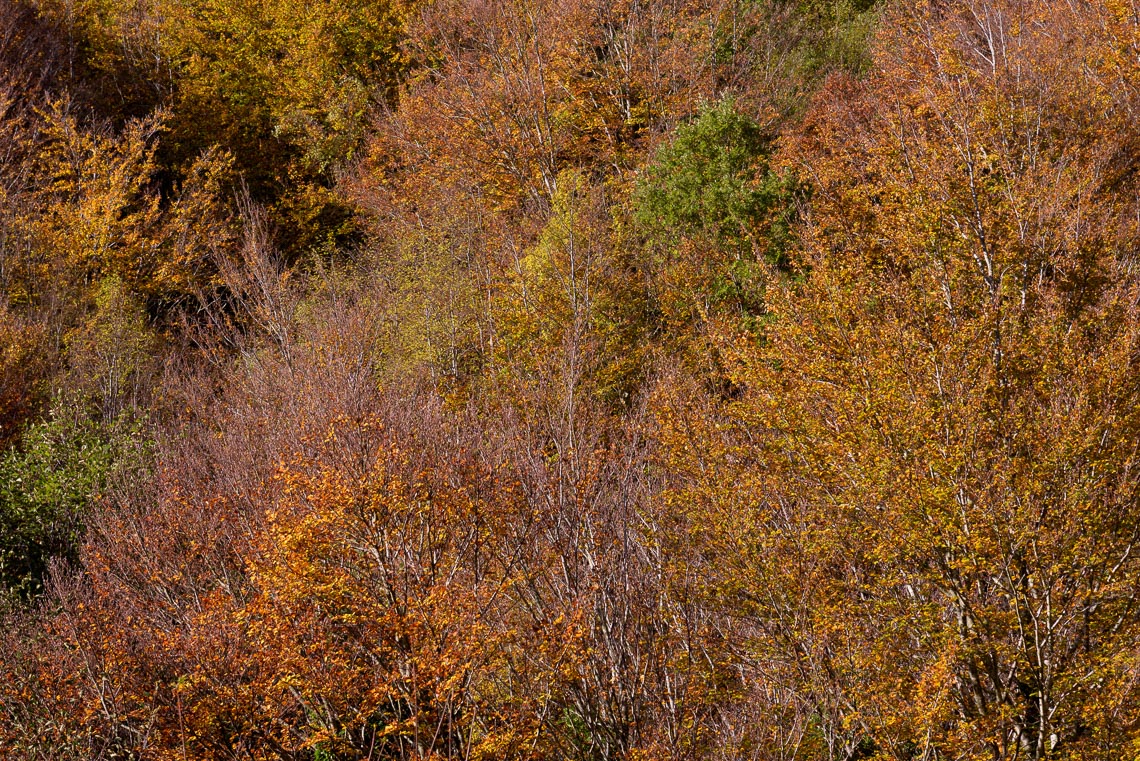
xmin=2 ymin=0 xmax=1140 ymax=759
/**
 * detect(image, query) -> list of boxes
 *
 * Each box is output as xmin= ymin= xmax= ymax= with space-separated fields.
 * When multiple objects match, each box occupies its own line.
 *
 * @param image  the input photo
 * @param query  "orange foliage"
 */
xmin=8 ymin=0 xmax=1140 ymax=759
xmin=658 ymin=0 xmax=1140 ymax=756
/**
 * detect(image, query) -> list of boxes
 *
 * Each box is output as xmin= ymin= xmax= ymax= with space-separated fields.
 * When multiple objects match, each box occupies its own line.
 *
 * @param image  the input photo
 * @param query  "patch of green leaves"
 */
xmin=0 ymin=403 xmax=151 ymax=600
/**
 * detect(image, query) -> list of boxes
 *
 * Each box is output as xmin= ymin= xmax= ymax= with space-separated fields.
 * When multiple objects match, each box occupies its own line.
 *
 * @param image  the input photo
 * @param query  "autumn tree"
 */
xmin=659 ymin=0 xmax=1140 ymax=757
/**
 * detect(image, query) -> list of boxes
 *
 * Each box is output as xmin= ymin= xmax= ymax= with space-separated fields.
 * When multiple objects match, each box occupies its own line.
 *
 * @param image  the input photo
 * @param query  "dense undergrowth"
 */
xmin=3 ymin=0 xmax=1140 ymax=758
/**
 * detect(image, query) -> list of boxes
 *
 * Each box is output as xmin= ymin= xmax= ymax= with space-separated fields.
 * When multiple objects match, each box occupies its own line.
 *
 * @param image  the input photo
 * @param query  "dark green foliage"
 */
xmin=635 ymin=99 xmax=775 ymax=249
xmin=634 ymin=99 xmax=800 ymax=334
xmin=780 ymin=0 xmax=880 ymax=80
xmin=710 ymin=0 xmax=880 ymax=120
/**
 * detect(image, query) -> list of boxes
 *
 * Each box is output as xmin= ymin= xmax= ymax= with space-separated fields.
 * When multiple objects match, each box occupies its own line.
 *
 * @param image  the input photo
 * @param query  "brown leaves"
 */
xmin=652 ymin=0 xmax=1140 ymax=756
xmin=0 ymin=311 xmax=48 ymax=446
xmin=10 ymin=0 xmax=1140 ymax=759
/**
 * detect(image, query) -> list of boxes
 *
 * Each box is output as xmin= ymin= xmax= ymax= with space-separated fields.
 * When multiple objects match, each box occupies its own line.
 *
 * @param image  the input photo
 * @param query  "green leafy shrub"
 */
xmin=635 ymin=99 xmax=776 ymax=250
xmin=635 ymin=99 xmax=799 ymax=334
xmin=0 ymin=404 xmax=151 ymax=599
